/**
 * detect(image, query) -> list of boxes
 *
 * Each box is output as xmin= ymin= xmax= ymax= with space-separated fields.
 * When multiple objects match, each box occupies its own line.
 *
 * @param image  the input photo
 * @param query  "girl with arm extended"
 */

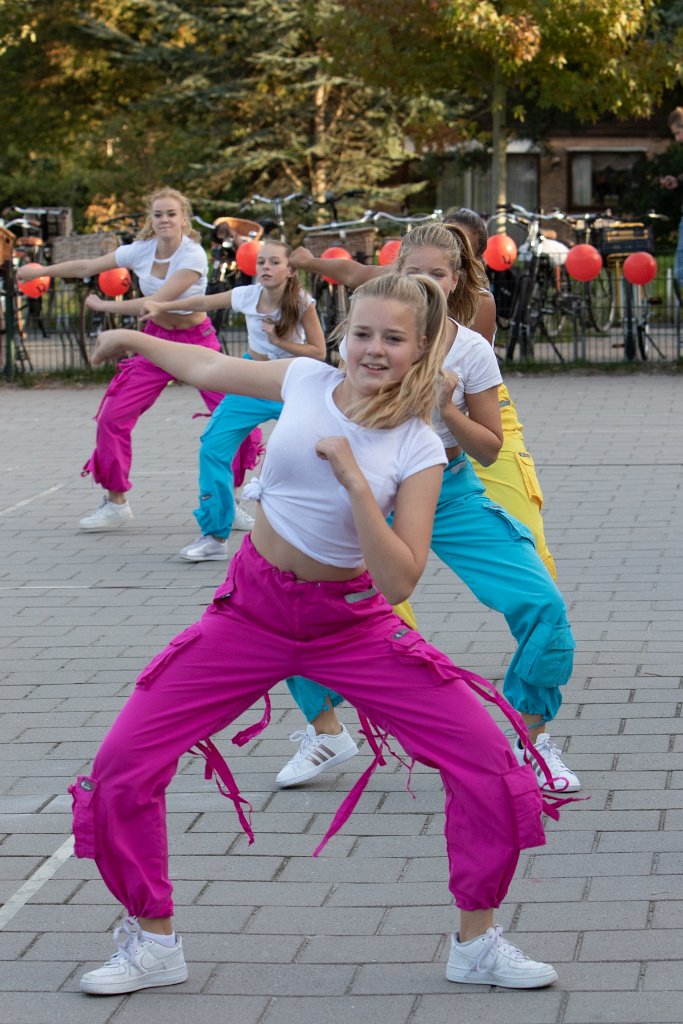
xmin=18 ymin=187 xmax=231 ymax=532
xmin=137 ymin=239 xmax=325 ymax=561
xmin=71 ymin=272 xmax=560 ymax=998
xmin=278 ymin=223 xmax=579 ymax=798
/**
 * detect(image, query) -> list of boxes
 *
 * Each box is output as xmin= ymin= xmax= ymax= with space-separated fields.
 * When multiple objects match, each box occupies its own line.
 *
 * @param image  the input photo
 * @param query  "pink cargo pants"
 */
xmin=70 ymin=536 xmax=551 ymax=920
xmin=81 ymin=318 xmax=226 ymax=493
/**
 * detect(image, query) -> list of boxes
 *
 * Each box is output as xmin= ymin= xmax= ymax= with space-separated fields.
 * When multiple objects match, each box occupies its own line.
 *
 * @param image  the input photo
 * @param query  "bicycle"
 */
xmin=0 ymin=214 xmax=48 ymax=375
xmin=192 ymin=213 xmax=263 ymax=351
xmin=590 ymin=213 xmax=667 ymax=362
xmin=297 ymin=194 xmax=377 ymax=361
xmin=489 ymin=204 xmax=570 ymax=362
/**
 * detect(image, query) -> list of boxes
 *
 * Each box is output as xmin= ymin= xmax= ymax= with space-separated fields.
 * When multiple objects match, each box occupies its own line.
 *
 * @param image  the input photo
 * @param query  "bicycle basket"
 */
xmin=303 ymin=227 xmax=377 ymax=260
xmin=213 ymin=217 xmax=264 ymax=243
xmin=44 ymin=208 xmax=73 ymax=239
xmin=51 ymin=233 xmax=119 ymax=262
xmin=0 ymin=226 xmax=15 ymax=264
xmin=593 ymin=223 xmax=654 ymax=258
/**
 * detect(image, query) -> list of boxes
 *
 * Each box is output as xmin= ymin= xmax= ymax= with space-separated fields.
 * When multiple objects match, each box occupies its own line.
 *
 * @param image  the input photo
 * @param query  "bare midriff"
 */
xmin=250 ymin=506 xmax=365 ymax=583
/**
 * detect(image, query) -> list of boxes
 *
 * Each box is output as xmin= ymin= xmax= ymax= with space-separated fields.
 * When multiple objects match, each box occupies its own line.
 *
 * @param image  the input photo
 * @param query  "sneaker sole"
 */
xmin=276 ymin=744 xmax=359 ymax=788
xmin=178 ymin=551 xmax=229 ymax=562
xmin=446 ymin=965 xmax=558 ymax=988
xmin=80 ymin=963 xmax=189 ymax=995
xmin=79 ymin=517 xmax=133 ymax=532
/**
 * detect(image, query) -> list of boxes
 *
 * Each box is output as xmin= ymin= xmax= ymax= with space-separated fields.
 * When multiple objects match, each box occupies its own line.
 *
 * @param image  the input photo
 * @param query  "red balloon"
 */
xmin=320 ymin=246 xmax=352 ymax=284
xmin=623 ymin=251 xmax=657 ymax=286
xmin=18 ymin=263 xmax=50 ymax=298
xmin=235 ymin=239 xmax=261 ymax=276
xmin=98 ymin=267 xmax=132 ymax=297
xmin=565 ymin=244 xmax=603 ymax=283
xmin=378 ymin=239 xmax=401 ymax=266
xmin=483 ymin=234 xmax=518 ymax=271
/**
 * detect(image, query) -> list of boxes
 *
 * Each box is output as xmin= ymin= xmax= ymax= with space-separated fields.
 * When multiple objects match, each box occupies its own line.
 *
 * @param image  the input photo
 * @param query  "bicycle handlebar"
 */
xmin=372 ymin=210 xmax=442 ymax=225
xmin=297 ymin=211 xmax=376 ymax=233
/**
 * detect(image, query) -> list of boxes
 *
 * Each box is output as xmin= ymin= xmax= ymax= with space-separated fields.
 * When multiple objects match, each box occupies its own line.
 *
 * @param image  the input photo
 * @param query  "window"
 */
xmin=569 ymin=150 xmax=646 ymax=209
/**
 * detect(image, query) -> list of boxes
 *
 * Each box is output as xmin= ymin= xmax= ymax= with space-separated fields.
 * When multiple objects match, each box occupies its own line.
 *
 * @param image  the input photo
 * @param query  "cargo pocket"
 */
xmin=386 ymin=626 xmax=455 ymax=686
xmin=483 ymin=500 xmax=535 ymax=547
xmin=502 ymin=764 xmax=545 ymax=850
xmin=516 ymin=619 xmax=575 ymax=689
xmin=514 ymin=450 xmax=544 ymax=509
xmin=69 ymin=776 xmax=98 ymax=859
xmin=135 ymin=622 xmax=202 ymax=690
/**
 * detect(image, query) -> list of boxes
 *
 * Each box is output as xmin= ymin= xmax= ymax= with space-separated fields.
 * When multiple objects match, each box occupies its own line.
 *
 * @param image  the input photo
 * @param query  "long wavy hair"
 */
xmin=395 ymin=222 xmax=486 ymax=328
xmin=339 ymin=273 xmax=448 ymax=430
xmin=257 ymin=241 xmax=308 ymax=340
xmin=137 ymin=187 xmax=200 ymax=242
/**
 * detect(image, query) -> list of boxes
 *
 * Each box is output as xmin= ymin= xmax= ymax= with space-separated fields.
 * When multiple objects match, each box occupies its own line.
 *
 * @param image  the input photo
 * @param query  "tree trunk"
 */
xmin=491 ymin=64 xmax=507 ymax=227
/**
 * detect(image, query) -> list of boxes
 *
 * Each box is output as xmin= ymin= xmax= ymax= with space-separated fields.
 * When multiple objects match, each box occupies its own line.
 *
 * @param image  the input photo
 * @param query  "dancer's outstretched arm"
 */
xmin=92 ymin=328 xmax=288 ymax=401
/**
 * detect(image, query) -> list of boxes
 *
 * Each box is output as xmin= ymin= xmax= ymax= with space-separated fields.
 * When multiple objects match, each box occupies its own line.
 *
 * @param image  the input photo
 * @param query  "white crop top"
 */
xmin=242 ymin=358 xmax=447 ymax=567
xmin=115 ymin=237 xmax=208 ymax=309
xmin=230 ymin=284 xmax=315 ymax=360
xmin=431 ymin=322 xmax=502 ymax=450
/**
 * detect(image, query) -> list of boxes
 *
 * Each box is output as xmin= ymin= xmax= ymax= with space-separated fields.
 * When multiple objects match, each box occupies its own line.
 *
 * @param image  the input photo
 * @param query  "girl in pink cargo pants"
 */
xmin=17 ymin=187 xmax=260 ymax=533
xmin=70 ymin=273 xmax=567 ymax=997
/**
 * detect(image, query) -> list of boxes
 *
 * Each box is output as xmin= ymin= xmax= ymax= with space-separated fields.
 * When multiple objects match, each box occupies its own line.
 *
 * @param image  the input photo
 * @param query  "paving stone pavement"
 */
xmin=0 ymin=372 xmax=681 ymax=1024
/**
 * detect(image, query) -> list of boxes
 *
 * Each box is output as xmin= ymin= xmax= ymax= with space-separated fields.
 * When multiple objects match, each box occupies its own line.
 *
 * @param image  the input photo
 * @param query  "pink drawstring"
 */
xmin=190 ymin=738 xmax=254 ymax=844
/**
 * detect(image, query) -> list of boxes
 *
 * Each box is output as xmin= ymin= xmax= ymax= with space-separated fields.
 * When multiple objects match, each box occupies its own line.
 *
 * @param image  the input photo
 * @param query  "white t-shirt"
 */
xmin=115 ymin=236 xmax=208 ymax=305
xmin=230 ymin=284 xmax=315 ymax=360
xmin=242 ymin=358 xmax=446 ymax=567
xmin=432 ymin=322 xmax=503 ymax=450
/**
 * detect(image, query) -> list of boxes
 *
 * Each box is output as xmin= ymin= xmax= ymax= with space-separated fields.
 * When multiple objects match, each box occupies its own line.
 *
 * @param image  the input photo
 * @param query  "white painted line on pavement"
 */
xmin=0 ymin=835 xmax=74 ymax=930
xmin=0 ymin=484 xmax=65 ymax=517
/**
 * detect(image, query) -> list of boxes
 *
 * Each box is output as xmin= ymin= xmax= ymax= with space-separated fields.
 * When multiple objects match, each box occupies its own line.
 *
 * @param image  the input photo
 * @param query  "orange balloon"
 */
xmin=378 ymin=239 xmax=401 ymax=266
xmin=320 ymin=246 xmax=352 ymax=284
xmin=565 ymin=244 xmax=603 ymax=282
xmin=483 ymin=234 xmax=518 ymax=271
xmin=623 ymin=251 xmax=657 ymax=286
xmin=18 ymin=263 xmax=51 ymax=298
xmin=236 ymin=239 xmax=261 ymax=276
xmin=98 ymin=267 xmax=132 ymax=297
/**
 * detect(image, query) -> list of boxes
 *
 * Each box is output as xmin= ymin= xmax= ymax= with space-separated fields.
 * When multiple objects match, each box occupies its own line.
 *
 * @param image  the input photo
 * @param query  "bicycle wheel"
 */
xmin=635 ymin=286 xmax=650 ymax=361
xmin=312 ymin=278 xmax=341 ymax=362
xmin=491 ymin=268 xmax=517 ymax=330
xmin=505 ymin=272 xmax=533 ymax=360
xmin=587 ymin=267 xmax=615 ymax=333
xmin=531 ymin=262 xmax=567 ymax=338
xmin=622 ymin=280 xmax=636 ymax=361
xmin=80 ymin=298 xmax=115 ymax=365
xmin=206 ymin=275 xmax=238 ymax=353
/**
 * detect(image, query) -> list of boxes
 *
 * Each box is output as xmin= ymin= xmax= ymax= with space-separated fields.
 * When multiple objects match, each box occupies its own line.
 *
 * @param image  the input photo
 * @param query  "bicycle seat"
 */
xmin=213 ymin=217 xmax=264 ymax=243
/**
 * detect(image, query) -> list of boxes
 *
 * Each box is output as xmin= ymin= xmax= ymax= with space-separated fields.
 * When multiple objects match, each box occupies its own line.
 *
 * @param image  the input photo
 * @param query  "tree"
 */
xmin=0 ymin=1 xmax=428 ymax=228
xmin=335 ymin=1 xmax=683 ymax=212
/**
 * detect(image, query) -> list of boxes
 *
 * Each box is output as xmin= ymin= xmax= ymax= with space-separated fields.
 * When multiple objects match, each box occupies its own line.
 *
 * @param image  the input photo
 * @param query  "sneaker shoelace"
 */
xmin=103 ymin=918 xmax=143 ymax=967
xmin=536 ymin=736 xmax=571 ymax=776
xmin=475 ymin=926 xmax=527 ymax=972
xmin=286 ymin=729 xmax=316 ymax=766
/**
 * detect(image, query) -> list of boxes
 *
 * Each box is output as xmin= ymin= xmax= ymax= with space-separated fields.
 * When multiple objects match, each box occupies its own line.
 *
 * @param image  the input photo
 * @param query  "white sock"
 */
xmin=141 ymin=928 xmax=176 ymax=947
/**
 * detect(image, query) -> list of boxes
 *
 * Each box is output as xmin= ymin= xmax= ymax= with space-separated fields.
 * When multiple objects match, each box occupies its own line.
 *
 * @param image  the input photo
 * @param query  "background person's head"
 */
xmin=668 ymin=108 xmax=683 ymax=144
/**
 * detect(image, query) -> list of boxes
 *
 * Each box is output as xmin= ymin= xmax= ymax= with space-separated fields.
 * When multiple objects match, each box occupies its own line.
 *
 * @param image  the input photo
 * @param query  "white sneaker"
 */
xmin=514 ymin=732 xmax=581 ymax=793
xmin=80 ymin=918 xmax=188 ymax=995
xmin=275 ymin=723 xmax=359 ymax=787
xmin=446 ymin=926 xmax=558 ymax=989
xmin=79 ymin=496 xmax=133 ymax=532
xmin=178 ymin=534 xmax=229 ymax=562
xmin=232 ymin=500 xmax=255 ymax=531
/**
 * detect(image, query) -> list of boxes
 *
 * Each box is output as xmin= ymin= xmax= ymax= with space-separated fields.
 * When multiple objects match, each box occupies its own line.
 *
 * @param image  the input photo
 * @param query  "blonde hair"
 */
xmin=137 ymin=187 xmax=200 ymax=242
xmin=339 ymin=273 xmax=448 ymax=430
xmin=395 ymin=222 xmax=485 ymax=329
xmin=669 ymin=107 xmax=683 ymax=129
